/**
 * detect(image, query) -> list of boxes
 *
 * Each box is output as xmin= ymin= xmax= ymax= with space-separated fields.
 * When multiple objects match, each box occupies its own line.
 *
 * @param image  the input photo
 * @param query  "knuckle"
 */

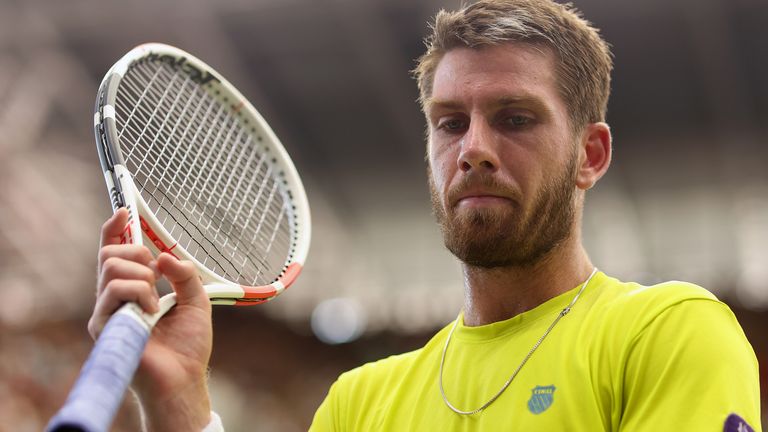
xmin=139 ymin=246 xmax=154 ymax=262
xmin=134 ymin=263 xmax=155 ymax=283
xmin=106 ymin=279 xmax=151 ymax=297
xmin=144 ymin=268 xmax=156 ymax=285
xmin=98 ymin=246 xmax=114 ymax=265
xmin=102 ymin=279 xmax=120 ymax=295
xmin=108 ymin=280 xmax=131 ymax=296
xmin=138 ymin=279 xmax=153 ymax=293
xmin=123 ymin=245 xmax=153 ymax=265
xmin=101 ymin=257 xmax=120 ymax=276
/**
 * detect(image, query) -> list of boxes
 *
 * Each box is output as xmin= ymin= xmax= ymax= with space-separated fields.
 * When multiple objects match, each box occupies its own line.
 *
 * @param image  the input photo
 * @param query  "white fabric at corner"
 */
xmin=202 ymin=411 xmax=224 ymax=432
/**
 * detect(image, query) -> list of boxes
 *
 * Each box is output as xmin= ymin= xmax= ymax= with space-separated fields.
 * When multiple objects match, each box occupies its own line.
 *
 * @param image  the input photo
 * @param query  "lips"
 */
xmin=450 ymin=185 xmax=515 ymax=208
xmin=455 ymin=193 xmax=512 ymax=208
xmin=445 ymin=175 xmax=519 ymax=210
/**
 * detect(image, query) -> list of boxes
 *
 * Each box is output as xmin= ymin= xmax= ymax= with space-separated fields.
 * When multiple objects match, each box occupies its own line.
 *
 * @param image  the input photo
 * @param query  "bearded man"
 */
xmin=89 ymin=0 xmax=761 ymax=430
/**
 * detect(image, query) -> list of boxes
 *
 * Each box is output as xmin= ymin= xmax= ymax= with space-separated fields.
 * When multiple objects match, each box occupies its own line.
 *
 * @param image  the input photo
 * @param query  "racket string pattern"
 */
xmin=114 ymin=59 xmax=293 ymax=287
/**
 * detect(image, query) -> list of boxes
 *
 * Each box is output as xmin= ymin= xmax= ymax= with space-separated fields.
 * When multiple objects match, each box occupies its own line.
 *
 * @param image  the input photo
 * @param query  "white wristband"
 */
xmin=202 ymin=411 xmax=224 ymax=432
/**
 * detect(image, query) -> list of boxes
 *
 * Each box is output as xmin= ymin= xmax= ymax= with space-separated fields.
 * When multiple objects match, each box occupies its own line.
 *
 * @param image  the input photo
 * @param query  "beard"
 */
xmin=429 ymin=153 xmax=578 ymax=269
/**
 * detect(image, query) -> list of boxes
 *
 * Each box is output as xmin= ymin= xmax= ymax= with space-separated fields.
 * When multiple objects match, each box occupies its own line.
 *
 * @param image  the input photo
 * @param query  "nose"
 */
xmin=457 ymin=119 xmax=499 ymax=173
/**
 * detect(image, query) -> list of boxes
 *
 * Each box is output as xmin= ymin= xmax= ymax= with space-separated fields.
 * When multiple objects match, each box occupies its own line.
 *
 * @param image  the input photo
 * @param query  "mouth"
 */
xmin=442 ymin=174 xmax=520 ymax=212
xmin=454 ymin=193 xmax=513 ymax=209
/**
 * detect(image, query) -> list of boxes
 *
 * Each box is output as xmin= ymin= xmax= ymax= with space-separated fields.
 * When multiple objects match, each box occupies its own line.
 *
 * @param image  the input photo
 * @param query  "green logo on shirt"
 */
xmin=528 ymin=385 xmax=556 ymax=414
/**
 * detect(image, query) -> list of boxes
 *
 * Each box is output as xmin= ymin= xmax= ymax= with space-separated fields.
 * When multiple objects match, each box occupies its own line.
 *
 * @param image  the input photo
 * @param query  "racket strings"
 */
xmin=123 ymin=80 xmax=288 ymax=272
xmin=147 ymin=105 xmax=292 ymax=260
xmin=134 ymin=87 xmax=291 ymax=280
xmin=114 ymin=60 xmax=294 ymax=286
xmin=120 ymin=64 xmax=284 ymax=228
xmin=122 ymin=119 xmax=291 ymax=274
xmin=121 ymin=89 xmax=291 ymax=282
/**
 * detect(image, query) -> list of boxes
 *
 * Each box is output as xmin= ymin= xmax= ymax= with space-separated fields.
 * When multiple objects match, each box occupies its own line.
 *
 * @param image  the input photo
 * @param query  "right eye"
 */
xmin=436 ymin=118 xmax=467 ymax=133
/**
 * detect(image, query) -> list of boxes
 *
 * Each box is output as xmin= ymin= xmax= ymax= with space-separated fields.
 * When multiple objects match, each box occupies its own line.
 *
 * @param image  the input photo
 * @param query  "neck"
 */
xmin=461 ymin=231 xmax=593 ymax=327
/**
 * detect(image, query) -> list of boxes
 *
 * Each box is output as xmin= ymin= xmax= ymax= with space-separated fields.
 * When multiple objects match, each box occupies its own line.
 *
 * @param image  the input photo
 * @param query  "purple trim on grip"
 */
xmin=47 ymin=312 xmax=150 ymax=432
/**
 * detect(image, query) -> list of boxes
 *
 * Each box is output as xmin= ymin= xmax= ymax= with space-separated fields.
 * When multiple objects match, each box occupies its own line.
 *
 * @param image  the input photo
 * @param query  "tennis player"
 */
xmin=91 ymin=0 xmax=762 ymax=430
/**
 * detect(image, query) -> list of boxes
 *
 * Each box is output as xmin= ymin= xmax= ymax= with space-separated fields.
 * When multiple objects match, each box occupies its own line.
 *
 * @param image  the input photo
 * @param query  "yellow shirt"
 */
xmin=310 ymin=272 xmax=762 ymax=431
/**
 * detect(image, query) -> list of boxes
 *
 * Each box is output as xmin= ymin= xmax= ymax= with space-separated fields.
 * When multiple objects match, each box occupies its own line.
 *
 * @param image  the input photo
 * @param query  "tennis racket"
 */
xmin=47 ymin=43 xmax=311 ymax=432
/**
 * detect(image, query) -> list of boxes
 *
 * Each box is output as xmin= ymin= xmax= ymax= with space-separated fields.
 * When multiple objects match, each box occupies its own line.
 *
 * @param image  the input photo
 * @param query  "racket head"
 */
xmin=94 ymin=43 xmax=311 ymax=305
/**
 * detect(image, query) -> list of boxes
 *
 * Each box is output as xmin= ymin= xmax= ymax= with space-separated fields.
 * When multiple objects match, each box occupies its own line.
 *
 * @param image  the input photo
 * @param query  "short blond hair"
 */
xmin=414 ymin=0 xmax=613 ymax=129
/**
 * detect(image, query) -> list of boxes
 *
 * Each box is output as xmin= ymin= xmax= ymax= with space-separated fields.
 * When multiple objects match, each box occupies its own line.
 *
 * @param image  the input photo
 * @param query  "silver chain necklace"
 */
xmin=439 ymin=267 xmax=598 ymax=415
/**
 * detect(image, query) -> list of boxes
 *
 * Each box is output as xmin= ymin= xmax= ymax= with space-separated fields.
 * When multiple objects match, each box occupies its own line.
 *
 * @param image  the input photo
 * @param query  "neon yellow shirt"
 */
xmin=310 ymin=272 xmax=762 ymax=431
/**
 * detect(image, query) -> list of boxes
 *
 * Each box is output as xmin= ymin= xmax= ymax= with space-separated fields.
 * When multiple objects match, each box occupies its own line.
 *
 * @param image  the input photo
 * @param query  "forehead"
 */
xmin=428 ymin=42 xmax=564 ymax=112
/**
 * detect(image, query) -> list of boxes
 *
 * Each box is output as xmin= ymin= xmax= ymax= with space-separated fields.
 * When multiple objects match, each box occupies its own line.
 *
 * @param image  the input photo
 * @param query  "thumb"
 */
xmin=156 ymin=253 xmax=209 ymax=310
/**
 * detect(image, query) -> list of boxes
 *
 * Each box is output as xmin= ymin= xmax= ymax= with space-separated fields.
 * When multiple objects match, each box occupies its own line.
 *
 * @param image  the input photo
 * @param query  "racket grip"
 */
xmin=47 ymin=308 xmax=150 ymax=432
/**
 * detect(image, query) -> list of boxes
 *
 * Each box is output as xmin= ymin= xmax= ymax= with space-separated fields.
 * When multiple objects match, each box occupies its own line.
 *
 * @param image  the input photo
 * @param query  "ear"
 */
xmin=575 ymin=122 xmax=612 ymax=190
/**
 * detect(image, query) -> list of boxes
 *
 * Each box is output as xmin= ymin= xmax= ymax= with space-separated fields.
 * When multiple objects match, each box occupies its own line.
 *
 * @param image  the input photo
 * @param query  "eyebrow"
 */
xmin=426 ymin=94 xmax=553 ymax=117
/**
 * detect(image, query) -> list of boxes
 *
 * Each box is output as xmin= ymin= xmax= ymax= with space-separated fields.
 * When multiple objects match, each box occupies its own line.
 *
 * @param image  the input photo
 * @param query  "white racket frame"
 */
xmin=95 ymin=43 xmax=311 ymax=324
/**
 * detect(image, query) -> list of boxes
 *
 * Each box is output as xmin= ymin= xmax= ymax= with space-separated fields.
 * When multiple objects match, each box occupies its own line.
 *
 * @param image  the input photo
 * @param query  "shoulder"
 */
xmin=312 ymin=329 xmax=449 ymax=430
xmin=311 ymin=348 xmax=426 ymax=431
xmin=589 ymin=274 xmax=724 ymax=331
xmin=596 ymin=274 xmax=718 ymax=309
xmin=599 ymin=277 xmax=762 ymax=429
xmin=589 ymin=274 xmax=757 ymax=383
xmin=581 ymin=274 xmax=754 ymax=370
xmin=326 ymin=322 xmax=452 ymax=407
xmin=333 ymin=322 xmax=452 ymax=395
xmin=335 ymin=348 xmax=425 ymax=394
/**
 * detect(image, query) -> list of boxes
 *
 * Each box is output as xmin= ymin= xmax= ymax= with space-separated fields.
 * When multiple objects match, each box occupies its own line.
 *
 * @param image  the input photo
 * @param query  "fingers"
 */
xmin=88 ymin=279 xmax=160 ymax=339
xmin=98 ymin=244 xmax=155 ymax=275
xmin=92 ymin=210 xmax=161 ymax=339
xmin=98 ymin=255 xmax=159 ymax=296
xmin=156 ymin=253 xmax=208 ymax=309
xmin=100 ymin=208 xmax=129 ymax=248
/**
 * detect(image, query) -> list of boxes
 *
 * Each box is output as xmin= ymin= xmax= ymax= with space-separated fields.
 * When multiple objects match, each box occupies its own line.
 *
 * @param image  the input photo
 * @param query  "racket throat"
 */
xmin=139 ymin=216 xmax=179 ymax=258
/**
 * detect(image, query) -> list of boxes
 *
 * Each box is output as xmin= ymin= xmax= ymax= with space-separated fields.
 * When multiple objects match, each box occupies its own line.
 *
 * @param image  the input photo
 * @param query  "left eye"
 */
xmin=505 ymin=115 xmax=532 ymax=127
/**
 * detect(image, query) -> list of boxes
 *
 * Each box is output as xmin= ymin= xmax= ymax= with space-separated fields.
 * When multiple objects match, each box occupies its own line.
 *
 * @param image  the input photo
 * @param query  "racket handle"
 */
xmin=47 ymin=307 xmax=150 ymax=432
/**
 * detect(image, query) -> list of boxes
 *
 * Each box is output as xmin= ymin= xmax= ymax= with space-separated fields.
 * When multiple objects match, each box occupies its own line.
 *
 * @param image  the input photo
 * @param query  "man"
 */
xmin=91 ymin=0 xmax=762 ymax=430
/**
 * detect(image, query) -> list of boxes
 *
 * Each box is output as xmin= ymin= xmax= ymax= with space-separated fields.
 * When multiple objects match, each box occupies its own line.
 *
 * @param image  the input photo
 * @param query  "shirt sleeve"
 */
xmin=201 ymin=411 xmax=224 ymax=432
xmin=618 ymin=299 xmax=762 ymax=431
xmin=309 ymin=378 xmax=342 ymax=432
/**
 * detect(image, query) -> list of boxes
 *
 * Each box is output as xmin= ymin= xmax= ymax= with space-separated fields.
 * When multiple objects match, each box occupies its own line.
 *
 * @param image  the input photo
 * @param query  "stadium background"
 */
xmin=0 ymin=0 xmax=765 ymax=430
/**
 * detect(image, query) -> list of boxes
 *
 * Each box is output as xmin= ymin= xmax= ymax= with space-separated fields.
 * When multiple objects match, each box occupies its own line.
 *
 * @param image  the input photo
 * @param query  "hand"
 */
xmin=90 ymin=209 xmax=213 ymax=431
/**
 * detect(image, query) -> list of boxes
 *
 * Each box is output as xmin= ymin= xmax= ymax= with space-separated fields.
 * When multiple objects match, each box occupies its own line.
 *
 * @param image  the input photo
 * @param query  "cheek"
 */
xmin=495 ymin=145 xmax=547 ymax=202
xmin=428 ymin=148 xmax=455 ymax=194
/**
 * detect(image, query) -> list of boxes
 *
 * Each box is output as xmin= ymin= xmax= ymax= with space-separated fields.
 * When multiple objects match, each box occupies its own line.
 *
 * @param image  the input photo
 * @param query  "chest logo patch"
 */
xmin=527 ymin=385 xmax=556 ymax=414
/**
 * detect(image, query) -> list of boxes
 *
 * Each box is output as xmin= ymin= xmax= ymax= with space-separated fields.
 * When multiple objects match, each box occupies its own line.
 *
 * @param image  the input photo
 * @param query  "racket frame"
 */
xmin=94 ymin=43 xmax=311 ymax=306
xmin=48 ymin=43 xmax=311 ymax=432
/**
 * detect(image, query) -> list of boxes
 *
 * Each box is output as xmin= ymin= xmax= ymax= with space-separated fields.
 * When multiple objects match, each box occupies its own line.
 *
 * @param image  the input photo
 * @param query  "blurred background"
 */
xmin=0 ymin=0 xmax=766 ymax=430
